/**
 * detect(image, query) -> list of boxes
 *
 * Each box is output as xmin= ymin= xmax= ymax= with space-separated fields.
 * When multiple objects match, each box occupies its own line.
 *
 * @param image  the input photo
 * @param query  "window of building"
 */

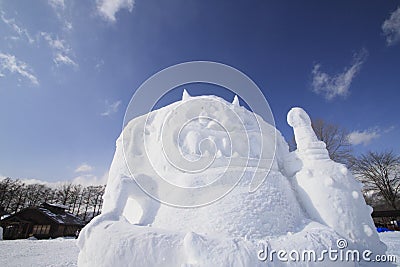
xmin=32 ymin=225 xmax=50 ymax=235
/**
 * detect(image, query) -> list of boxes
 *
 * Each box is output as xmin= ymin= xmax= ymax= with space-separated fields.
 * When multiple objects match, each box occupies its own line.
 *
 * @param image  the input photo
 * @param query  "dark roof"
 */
xmin=0 ymin=204 xmax=85 ymax=226
xmin=37 ymin=207 xmax=85 ymax=226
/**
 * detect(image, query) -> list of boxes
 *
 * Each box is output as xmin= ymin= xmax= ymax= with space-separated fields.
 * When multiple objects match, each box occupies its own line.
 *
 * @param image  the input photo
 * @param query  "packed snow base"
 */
xmin=78 ymin=93 xmax=387 ymax=266
xmin=1 ymin=233 xmax=399 ymax=267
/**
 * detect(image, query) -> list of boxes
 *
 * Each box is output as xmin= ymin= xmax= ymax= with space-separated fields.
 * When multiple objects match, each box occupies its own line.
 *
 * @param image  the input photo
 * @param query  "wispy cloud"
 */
xmin=382 ymin=6 xmax=400 ymax=46
xmin=54 ymin=53 xmax=78 ymax=68
xmin=311 ymin=49 xmax=368 ymax=100
xmin=97 ymin=0 xmax=135 ymax=22
xmin=347 ymin=126 xmax=394 ymax=146
xmin=47 ymin=0 xmax=73 ymax=32
xmin=41 ymin=32 xmax=67 ymax=51
xmin=0 ymin=11 xmax=34 ymax=44
xmin=74 ymin=163 xmax=94 ymax=173
xmin=101 ymin=100 xmax=122 ymax=116
xmin=40 ymin=32 xmax=78 ymax=68
xmin=0 ymin=175 xmax=66 ymax=188
xmin=95 ymin=59 xmax=105 ymax=71
xmin=72 ymin=172 xmax=108 ymax=186
xmin=347 ymin=129 xmax=380 ymax=146
xmin=0 ymin=53 xmax=39 ymax=85
xmin=48 ymin=0 xmax=65 ymax=10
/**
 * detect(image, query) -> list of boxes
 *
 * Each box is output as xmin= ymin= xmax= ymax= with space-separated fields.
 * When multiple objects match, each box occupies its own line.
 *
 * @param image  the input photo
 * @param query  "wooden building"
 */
xmin=372 ymin=209 xmax=400 ymax=230
xmin=0 ymin=203 xmax=85 ymax=240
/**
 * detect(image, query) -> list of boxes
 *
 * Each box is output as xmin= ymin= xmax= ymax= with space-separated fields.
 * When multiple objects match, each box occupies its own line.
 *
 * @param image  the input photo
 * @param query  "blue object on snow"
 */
xmin=376 ymin=227 xmax=394 ymax=233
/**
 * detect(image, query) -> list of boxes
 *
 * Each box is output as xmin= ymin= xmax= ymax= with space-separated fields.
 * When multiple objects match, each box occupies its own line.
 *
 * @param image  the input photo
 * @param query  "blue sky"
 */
xmin=0 ymin=0 xmax=399 ymax=184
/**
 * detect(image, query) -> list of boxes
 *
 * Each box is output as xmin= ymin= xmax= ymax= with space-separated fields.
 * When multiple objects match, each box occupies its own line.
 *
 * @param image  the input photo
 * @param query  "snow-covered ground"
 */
xmin=0 ymin=238 xmax=79 ymax=267
xmin=381 ymin=232 xmax=400 ymax=265
xmin=0 ymin=233 xmax=398 ymax=266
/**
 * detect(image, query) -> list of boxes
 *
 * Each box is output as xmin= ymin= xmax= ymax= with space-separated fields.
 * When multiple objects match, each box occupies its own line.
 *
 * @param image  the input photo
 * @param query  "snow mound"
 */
xmin=77 ymin=93 xmax=387 ymax=266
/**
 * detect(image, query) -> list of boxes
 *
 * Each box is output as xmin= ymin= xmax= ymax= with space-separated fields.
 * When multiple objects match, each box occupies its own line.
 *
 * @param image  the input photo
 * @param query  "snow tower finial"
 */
xmin=182 ymin=89 xmax=191 ymax=101
xmin=232 ymin=95 xmax=240 ymax=106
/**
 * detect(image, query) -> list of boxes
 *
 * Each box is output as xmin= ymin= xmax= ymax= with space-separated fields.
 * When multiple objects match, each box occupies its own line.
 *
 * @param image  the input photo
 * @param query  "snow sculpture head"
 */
xmin=77 ymin=96 xmax=387 ymax=267
xmin=287 ymin=107 xmax=311 ymax=128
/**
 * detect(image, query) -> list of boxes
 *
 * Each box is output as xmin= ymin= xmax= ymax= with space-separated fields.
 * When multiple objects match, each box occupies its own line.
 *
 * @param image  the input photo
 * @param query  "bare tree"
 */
xmin=0 ymin=177 xmax=106 ymax=221
xmin=290 ymin=118 xmax=353 ymax=165
xmin=57 ymin=183 xmax=73 ymax=206
xmin=351 ymin=151 xmax=400 ymax=210
xmin=312 ymin=119 xmax=353 ymax=164
xmin=69 ymin=184 xmax=83 ymax=214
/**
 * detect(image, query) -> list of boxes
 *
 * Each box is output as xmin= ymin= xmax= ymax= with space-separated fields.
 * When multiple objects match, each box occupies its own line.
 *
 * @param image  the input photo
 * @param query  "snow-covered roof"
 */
xmin=38 ymin=207 xmax=85 ymax=226
xmin=1 ymin=206 xmax=85 ymax=226
xmin=0 ymin=214 xmax=10 ymax=220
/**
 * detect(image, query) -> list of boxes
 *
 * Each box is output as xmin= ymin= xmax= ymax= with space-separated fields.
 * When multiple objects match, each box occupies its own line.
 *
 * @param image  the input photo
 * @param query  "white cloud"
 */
xmin=48 ymin=0 xmax=65 ymax=10
xmin=97 ymin=0 xmax=135 ymax=22
xmin=41 ymin=32 xmax=68 ymax=51
xmin=347 ymin=126 xmax=395 ymax=146
xmin=0 ymin=175 xmax=65 ymax=188
xmin=72 ymin=172 xmax=108 ymax=186
xmin=101 ymin=100 xmax=122 ymax=116
xmin=382 ymin=6 xmax=400 ymax=46
xmin=40 ymin=32 xmax=78 ymax=68
xmin=95 ymin=59 xmax=105 ymax=71
xmin=64 ymin=21 xmax=73 ymax=31
xmin=383 ymin=125 xmax=396 ymax=133
xmin=0 ymin=53 xmax=39 ymax=85
xmin=0 ymin=11 xmax=34 ymax=44
xmin=75 ymin=163 xmax=94 ymax=173
xmin=47 ymin=0 xmax=73 ymax=32
xmin=54 ymin=53 xmax=78 ymax=68
xmin=311 ymin=49 xmax=368 ymax=100
xmin=347 ymin=129 xmax=380 ymax=146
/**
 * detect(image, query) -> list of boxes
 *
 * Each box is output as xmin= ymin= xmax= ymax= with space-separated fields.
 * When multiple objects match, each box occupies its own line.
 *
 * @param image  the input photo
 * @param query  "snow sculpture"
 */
xmin=287 ymin=107 xmax=386 ymax=256
xmin=287 ymin=107 xmax=329 ymax=159
xmin=232 ymin=95 xmax=240 ymax=106
xmin=77 ymin=95 xmax=387 ymax=267
xmin=182 ymin=88 xmax=191 ymax=101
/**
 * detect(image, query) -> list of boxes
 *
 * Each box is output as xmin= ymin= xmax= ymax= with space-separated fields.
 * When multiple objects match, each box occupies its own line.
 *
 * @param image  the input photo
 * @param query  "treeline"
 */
xmin=0 ymin=178 xmax=105 ymax=222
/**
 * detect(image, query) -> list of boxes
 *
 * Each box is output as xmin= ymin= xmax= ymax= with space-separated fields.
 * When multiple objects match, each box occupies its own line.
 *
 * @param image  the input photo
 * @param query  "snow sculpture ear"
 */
xmin=232 ymin=95 xmax=240 ymax=106
xmin=182 ymin=89 xmax=191 ymax=101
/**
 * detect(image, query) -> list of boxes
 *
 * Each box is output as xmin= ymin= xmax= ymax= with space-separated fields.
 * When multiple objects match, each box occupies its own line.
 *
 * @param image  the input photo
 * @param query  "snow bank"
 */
xmin=77 ymin=94 xmax=387 ymax=266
